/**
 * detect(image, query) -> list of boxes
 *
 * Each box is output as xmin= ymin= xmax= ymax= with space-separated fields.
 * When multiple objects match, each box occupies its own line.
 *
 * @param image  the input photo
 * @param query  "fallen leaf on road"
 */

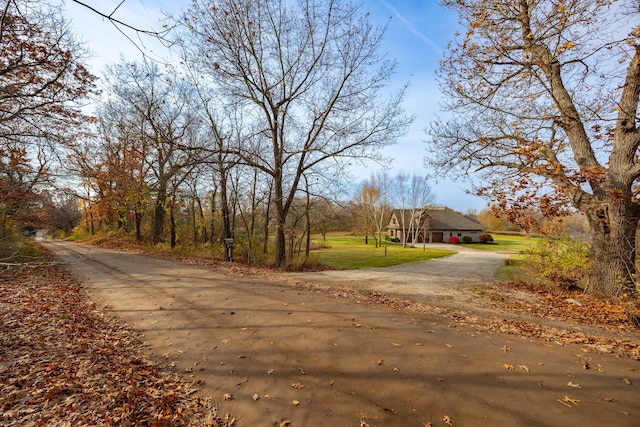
xmin=279 ymin=420 xmax=291 ymax=427
xmin=443 ymin=415 xmax=453 ymax=425
xmin=223 ymin=392 xmax=233 ymax=401
xmin=291 ymin=382 xmax=305 ymax=389
xmin=298 ymin=367 xmax=306 ymax=375
xmin=622 ymin=377 xmax=633 ymax=385
xmin=502 ymin=363 xmax=514 ymax=370
xmin=292 ymin=400 xmax=300 ymax=406
xmin=567 ymin=382 xmax=581 ymax=388
xmin=558 ymin=396 xmax=580 ymax=407
xmin=267 ymin=369 xmax=275 ymax=375
xmin=384 ymin=407 xmax=397 ymax=414
xmin=501 ymin=345 xmax=511 ymax=352
xmin=252 ymin=393 xmax=260 ymax=401
xmin=518 ymin=365 xmax=530 ymax=372
xmin=376 ymin=359 xmax=384 ymax=365
xmin=392 ymin=342 xmax=402 ymax=347
xmin=576 ymin=355 xmax=590 ymax=370
xmin=603 ymin=397 xmax=616 ymax=402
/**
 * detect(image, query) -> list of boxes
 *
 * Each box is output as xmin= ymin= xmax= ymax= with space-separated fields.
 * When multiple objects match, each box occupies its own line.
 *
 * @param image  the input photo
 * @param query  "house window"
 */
xmin=457 ymin=232 xmax=462 ymax=237
xmin=392 ymin=218 xmax=396 ymax=225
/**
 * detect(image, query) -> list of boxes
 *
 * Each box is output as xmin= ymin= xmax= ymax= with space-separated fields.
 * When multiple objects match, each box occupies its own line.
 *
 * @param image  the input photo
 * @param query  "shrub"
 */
xmin=479 ymin=233 xmax=494 ymax=243
xmin=449 ymin=236 xmax=460 ymax=244
xmin=462 ymin=236 xmax=473 ymax=244
xmin=521 ymin=235 xmax=591 ymax=289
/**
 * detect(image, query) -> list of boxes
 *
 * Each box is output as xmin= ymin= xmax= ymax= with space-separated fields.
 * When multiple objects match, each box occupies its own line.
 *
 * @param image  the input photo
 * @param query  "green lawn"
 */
xmin=460 ymin=234 xmax=537 ymax=253
xmin=311 ymin=235 xmax=456 ymax=269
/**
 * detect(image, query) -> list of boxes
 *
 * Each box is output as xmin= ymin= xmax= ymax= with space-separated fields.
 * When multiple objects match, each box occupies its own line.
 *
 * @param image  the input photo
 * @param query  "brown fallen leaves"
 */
xmin=558 ymin=396 xmax=580 ymax=407
xmin=0 ymin=260 xmax=234 ymax=426
xmin=486 ymin=282 xmax=639 ymax=333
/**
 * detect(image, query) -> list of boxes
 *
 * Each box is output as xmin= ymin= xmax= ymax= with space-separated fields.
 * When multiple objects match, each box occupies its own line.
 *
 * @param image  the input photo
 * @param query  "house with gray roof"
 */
xmin=387 ymin=207 xmax=484 ymax=243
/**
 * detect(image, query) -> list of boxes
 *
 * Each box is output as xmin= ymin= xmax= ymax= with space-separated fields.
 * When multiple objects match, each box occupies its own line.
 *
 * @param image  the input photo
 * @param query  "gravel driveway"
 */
xmin=286 ymin=244 xmax=511 ymax=303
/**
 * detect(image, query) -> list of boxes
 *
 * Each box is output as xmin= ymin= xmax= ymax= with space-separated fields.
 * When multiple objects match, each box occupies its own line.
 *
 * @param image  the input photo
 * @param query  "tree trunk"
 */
xmin=195 ymin=196 xmax=207 ymax=244
xmin=219 ymin=171 xmax=231 ymax=242
xmin=170 ymin=201 xmax=176 ymax=249
xmin=152 ymin=182 xmax=167 ymax=244
xmin=209 ymin=185 xmax=217 ymax=244
xmin=585 ymin=200 xmax=640 ymax=296
xmin=304 ymin=176 xmax=311 ymax=258
xmin=190 ymin=199 xmax=197 ymax=244
xmin=274 ymin=167 xmax=287 ymax=267
xmin=263 ymin=188 xmax=272 ymax=256
xmin=305 ymin=207 xmax=311 ymax=258
xmin=275 ymin=219 xmax=286 ymax=267
xmin=135 ymin=211 xmax=142 ymax=242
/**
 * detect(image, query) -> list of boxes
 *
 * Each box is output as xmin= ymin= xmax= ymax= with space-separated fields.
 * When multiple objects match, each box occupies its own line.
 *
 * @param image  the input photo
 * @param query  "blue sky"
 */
xmin=63 ymin=0 xmax=485 ymax=212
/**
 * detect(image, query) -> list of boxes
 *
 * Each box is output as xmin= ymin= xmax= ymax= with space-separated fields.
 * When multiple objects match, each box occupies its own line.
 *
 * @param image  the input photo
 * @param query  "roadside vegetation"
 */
xmin=0 ymin=238 xmax=44 ymax=266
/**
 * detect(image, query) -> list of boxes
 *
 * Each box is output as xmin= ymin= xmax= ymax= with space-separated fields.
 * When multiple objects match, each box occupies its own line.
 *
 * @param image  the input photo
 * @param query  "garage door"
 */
xmin=431 ymin=232 xmax=443 ymax=243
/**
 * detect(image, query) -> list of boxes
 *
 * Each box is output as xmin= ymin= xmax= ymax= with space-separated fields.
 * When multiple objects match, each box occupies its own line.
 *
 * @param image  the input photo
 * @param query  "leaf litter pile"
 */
xmin=0 ymin=261 xmax=235 ymax=426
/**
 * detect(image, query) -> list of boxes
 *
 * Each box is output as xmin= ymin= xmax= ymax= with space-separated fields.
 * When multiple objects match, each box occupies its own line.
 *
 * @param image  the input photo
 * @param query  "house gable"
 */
xmin=386 ymin=206 xmax=484 ymax=243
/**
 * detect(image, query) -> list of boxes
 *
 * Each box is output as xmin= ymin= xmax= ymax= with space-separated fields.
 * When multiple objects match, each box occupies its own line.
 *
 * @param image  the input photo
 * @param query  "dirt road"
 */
xmin=46 ymin=241 xmax=639 ymax=427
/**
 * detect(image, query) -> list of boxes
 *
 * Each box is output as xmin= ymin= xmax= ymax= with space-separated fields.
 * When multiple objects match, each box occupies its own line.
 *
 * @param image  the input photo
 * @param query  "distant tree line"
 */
xmin=1 ymin=0 xmax=410 ymax=267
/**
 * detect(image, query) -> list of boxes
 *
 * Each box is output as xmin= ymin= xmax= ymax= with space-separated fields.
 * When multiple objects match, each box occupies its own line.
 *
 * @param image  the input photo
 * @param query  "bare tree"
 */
xmin=100 ymin=59 xmax=202 ymax=244
xmin=393 ymin=172 xmax=410 ymax=247
xmin=356 ymin=171 xmax=392 ymax=247
xmin=427 ymin=0 xmax=640 ymax=296
xmin=66 ymin=0 xmax=174 ymax=58
xmin=406 ymin=174 xmax=435 ymax=246
xmin=184 ymin=68 xmax=241 ymax=246
xmin=355 ymin=181 xmax=379 ymax=245
xmin=181 ymin=0 xmax=411 ymax=267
